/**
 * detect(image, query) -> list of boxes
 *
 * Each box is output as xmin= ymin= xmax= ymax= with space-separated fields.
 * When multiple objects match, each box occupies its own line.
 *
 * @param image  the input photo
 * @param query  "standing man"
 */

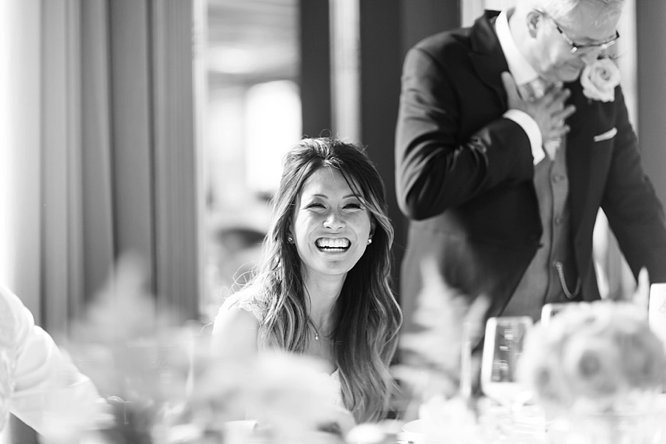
xmin=395 ymin=0 xmax=666 ymax=326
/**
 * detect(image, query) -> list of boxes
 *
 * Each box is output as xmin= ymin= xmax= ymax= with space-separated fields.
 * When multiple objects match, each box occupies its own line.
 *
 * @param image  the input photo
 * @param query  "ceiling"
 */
xmin=206 ymin=0 xmax=299 ymax=83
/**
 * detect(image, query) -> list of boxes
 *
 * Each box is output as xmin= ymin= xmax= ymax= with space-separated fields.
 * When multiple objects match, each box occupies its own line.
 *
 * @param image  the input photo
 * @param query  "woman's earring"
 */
xmin=287 ymin=235 xmax=294 ymax=244
xmin=367 ymin=237 xmax=372 ymax=245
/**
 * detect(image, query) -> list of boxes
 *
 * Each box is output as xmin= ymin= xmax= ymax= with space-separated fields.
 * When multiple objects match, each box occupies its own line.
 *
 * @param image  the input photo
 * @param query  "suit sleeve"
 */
xmin=601 ymin=87 xmax=666 ymax=281
xmin=394 ymin=46 xmax=536 ymax=221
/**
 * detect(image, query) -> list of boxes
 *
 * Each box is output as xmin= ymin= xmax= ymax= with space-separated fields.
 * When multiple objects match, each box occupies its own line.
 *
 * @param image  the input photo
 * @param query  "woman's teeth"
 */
xmin=315 ymin=238 xmax=351 ymax=250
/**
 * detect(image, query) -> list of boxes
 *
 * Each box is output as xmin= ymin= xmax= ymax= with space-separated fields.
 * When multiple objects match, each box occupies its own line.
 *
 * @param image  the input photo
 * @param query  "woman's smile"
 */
xmin=292 ymin=167 xmax=373 ymax=278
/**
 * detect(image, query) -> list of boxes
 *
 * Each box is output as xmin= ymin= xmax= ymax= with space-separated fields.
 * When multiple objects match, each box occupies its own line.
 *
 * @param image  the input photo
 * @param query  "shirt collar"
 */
xmin=495 ymin=8 xmax=540 ymax=85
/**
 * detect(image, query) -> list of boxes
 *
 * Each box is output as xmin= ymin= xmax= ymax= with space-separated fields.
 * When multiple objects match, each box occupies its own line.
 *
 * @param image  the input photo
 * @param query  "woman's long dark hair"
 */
xmin=249 ymin=137 xmax=402 ymax=422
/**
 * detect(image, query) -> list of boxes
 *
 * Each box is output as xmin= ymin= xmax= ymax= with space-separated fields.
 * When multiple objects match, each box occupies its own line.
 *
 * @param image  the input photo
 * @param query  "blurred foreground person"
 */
xmin=213 ymin=137 xmax=402 ymax=433
xmin=0 ymin=286 xmax=109 ymax=440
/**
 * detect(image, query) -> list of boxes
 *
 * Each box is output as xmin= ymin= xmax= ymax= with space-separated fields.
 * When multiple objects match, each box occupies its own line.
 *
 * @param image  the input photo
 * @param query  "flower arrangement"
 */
xmin=67 ymin=254 xmax=346 ymax=444
xmin=580 ymin=57 xmax=620 ymax=102
xmin=518 ymin=301 xmax=666 ymax=415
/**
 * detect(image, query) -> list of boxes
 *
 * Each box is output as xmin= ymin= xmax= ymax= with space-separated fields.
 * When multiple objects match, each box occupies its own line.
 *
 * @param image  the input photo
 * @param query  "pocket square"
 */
xmin=593 ymin=127 xmax=617 ymax=142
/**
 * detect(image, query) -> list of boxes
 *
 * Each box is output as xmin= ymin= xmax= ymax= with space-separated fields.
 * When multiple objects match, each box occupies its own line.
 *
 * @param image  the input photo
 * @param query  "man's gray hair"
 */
xmin=519 ymin=0 xmax=624 ymax=25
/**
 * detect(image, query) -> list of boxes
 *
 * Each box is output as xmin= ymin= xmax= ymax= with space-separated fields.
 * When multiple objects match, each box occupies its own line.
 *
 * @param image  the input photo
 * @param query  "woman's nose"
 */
xmin=323 ymin=211 xmax=345 ymax=230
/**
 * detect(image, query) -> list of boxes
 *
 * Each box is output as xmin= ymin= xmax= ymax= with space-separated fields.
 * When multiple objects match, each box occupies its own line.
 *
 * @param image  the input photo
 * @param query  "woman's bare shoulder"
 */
xmin=214 ymin=289 xmax=260 ymax=326
xmin=217 ymin=287 xmax=269 ymax=322
xmin=211 ymin=288 xmax=266 ymax=354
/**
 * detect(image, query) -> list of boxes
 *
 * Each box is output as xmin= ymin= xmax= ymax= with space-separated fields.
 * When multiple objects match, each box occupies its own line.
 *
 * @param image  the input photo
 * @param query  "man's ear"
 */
xmin=526 ymin=9 xmax=543 ymax=38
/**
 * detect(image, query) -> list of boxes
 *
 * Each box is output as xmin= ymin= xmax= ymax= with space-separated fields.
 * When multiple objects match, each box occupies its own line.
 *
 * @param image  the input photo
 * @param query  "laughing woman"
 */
xmin=212 ymin=137 xmax=402 ymax=428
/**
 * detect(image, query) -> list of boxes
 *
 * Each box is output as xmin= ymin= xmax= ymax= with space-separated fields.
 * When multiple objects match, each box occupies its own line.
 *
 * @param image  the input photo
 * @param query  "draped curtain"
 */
xmin=39 ymin=0 xmax=202 ymax=331
xmin=3 ymin=0 xmax=202 ymax=339
xmin=4 ymin=1 xmax=202 ymax=439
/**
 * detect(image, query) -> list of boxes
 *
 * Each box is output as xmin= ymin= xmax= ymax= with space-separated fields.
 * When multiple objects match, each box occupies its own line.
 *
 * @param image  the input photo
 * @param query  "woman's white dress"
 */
xmin=217 ymin=291 xmax=347 ymax=412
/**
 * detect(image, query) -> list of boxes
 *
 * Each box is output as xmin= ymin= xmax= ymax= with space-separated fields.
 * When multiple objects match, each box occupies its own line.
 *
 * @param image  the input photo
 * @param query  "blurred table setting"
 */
xmin=4 ymin=256 xmax=666 ymax=444
xmin=392 ymin=296 xmax=666 ymax=444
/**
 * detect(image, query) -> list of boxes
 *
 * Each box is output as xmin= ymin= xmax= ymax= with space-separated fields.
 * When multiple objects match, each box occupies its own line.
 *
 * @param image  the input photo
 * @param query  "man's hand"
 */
xmin=502 ymin=72 xmax=576 ymax=145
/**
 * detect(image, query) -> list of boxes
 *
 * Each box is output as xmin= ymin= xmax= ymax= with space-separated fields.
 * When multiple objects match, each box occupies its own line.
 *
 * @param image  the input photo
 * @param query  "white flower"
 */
xmin=580 ymin=57 xmax=620 ymax=102
xmin=242 ymin=352 xmax=347 ymax=433
xmin=518 ymin=301 xmax=666 ymax=415
xmin=562 ymin=335 xmax=626 ymax=402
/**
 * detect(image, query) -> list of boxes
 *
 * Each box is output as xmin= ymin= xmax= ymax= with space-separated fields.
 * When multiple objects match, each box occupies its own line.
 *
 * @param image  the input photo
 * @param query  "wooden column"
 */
xmin=636 ymin=2 xmax=666 ymax=205
xmin=358 ymin=0 xmax=460 ymax=304
xmin=300 ymin=0 xmax=332 ymax=137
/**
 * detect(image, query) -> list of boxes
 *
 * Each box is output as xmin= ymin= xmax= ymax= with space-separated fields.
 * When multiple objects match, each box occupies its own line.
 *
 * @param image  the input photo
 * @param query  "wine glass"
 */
xmin=649 ymin=283 xmax=666 ymax=350
xmin=481 ymin=317 xmax=543 ymax=439
xmin=480 ymin=316 xmax=533 ymax=408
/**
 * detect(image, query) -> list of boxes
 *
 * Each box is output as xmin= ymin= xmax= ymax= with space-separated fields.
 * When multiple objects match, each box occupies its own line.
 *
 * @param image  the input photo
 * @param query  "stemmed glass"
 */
xmin=649 ymin=283 xmax=666 ymax=349
xmin=480 ymin=316 xmax=533 ymax=407
xmin=480 ymin=316 xmax=541 ymax=439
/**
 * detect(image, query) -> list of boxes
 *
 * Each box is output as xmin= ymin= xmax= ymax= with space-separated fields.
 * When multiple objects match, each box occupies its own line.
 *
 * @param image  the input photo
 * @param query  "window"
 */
xmin=202 ymin=0 xmax=301 ymax=319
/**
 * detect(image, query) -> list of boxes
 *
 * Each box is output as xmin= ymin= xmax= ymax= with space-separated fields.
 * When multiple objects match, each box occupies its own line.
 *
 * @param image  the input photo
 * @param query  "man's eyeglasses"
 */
xmin=541 ymin=12 xmax=620 ymax=55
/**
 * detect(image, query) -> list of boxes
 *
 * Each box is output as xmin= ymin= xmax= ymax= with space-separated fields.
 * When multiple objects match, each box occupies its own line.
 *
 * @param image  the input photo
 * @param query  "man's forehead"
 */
xmin=557 ymin=5 xmax=621 ymax=42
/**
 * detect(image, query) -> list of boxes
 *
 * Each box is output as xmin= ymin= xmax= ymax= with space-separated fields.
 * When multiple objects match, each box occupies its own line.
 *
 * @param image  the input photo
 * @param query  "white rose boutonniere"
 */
xmin=580 ymin=57 xmax=620 ymax=102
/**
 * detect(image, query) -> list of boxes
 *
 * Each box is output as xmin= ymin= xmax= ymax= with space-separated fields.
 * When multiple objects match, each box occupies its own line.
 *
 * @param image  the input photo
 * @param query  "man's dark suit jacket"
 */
xmin=395 ymin=11 xmax=666 ymax=325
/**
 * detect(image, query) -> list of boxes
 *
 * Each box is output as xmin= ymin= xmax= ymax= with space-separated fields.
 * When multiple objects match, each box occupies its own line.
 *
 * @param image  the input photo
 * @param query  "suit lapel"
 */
xmin=469 ymin=11 xmax=509 ymax=109
xmin=566 ymin=80 xmax=613 ymax=245
xmin=565 ymin=80 xmax=591 ymax=240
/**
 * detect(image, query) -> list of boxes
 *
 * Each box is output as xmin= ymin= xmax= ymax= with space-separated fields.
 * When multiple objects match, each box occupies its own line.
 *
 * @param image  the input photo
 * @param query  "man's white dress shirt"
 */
xmin=0 ymin=286 xmax=109 ymax=439
xmin=496 ymin=9 xmax=548 ymax=164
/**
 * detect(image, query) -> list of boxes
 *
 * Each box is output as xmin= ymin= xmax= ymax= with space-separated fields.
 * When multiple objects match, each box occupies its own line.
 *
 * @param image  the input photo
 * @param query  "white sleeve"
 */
xmin=503 ymin=109 xmax=545 ymax=165
xmin=1 ymin=287 xmax=110 ymax=439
